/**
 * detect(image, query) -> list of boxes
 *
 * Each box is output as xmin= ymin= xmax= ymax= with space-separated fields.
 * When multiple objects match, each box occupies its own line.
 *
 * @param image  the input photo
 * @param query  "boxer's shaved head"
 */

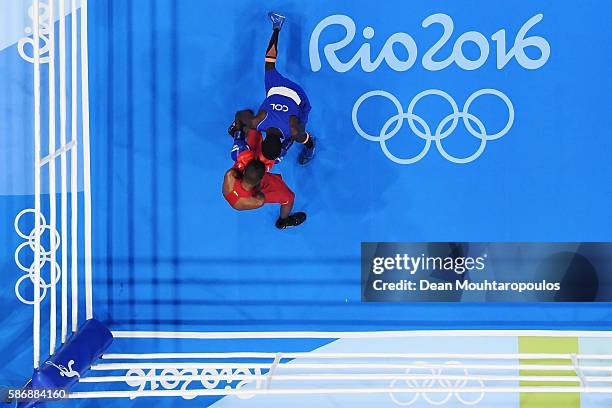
xmin=244 ymin=160 xmax=266 ymax=185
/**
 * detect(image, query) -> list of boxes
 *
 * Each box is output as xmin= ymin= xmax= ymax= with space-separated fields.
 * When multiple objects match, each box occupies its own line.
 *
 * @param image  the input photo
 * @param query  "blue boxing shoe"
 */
xmin=298 ymin=136 xmax=316 ymax=165
xmin=268 ymin=11 xmax=286 ymax=31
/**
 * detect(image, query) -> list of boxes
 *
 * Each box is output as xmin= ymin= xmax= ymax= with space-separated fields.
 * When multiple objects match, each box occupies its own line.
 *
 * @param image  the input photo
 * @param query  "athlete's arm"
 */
xmin=233 ymin=194 xmax=265 ymax=211
xmin=235 ymin=109 xmax=266 ymax=130
xmin=222 ymin=168 xmax=237 ymax=195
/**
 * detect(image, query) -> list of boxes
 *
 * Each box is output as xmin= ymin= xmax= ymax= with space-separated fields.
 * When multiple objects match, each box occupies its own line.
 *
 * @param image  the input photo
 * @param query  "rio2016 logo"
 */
xmin=309 ymin=13 xmax=550 ymax=164
xmin=309 ymin=13 xmax=550 ymax=72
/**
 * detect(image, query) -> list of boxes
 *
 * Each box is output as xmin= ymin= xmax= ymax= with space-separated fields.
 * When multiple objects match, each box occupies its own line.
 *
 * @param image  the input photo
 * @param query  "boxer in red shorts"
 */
xmin=223 ymin=129 xmax=306 ymax=229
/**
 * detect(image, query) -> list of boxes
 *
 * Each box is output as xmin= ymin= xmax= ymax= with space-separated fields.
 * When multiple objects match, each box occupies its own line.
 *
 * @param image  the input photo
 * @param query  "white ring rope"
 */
xmin=89 ymin=362 xmax=612 ymax=372
xmin=70 ymin=0 xmax=79 ymax=334
xmin=81 ymin=0 xmax=93 ymax=322
xmin=111 ymin=330 xmax=612 ymax=339
xmin=77 ymin=373 xmax=587 ymax=383
xmin=100 ymin=352 xmax=612 ymax=360
xmin=66 ymin=387 xmax=612 ymax=399
xmin=47 ymin=0 xmax=58 ymax=357
xmin=58 ymin=0 xmax=69 ymax=345
xmin=32 ymin=0 xmax=42 ymax=369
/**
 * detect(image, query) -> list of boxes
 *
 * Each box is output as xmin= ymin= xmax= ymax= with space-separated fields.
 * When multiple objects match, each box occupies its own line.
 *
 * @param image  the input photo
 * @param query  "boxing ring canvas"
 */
xmin=2 ymin=0 xmax=612 ymax=407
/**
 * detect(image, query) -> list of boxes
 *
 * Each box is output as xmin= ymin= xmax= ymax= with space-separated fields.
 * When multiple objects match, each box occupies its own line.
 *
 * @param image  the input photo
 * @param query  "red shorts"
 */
xmin=261 ymin=173 xmax=294 ymax=205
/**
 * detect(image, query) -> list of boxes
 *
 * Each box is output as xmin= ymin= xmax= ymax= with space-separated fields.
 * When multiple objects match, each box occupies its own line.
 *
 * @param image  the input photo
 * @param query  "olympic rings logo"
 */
xmin=352 ymin=89 xmax=514 ymax=164
xmin=14 ymin=209 xmax=61 ymax=305
xmin=389 ymin=361 xmax=485 ymax=406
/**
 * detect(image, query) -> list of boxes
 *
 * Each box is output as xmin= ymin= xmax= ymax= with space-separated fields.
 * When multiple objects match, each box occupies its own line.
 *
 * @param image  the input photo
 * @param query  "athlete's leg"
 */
xmin=260 ymin=172 xmax=306 ymax=229
xmin=298 ymin=91 xmax=312 ymax=124
xmin=265 ymin=12 xmax=285 ymax=70
xmin=288 ymin=116 xmax=316 ymax=164
xmin=264 ymin=174 xmax=294 ymax=219
xmin=298 ymin=132 xmax=316 ymax=165
xmin=265 ymin=29 xmax=280 ymax=70
xmin=279 ymin=199 xmax=293 ymax=219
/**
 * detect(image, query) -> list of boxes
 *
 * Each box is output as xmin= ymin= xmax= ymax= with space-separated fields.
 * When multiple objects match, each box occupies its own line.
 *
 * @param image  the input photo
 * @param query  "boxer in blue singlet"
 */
xmin=230 ymin=12 xmax=316 ymax=166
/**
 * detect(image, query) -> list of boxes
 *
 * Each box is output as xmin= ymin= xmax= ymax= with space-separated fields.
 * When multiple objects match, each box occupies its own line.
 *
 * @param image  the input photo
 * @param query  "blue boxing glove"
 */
xmin=230 ymin=130 xmax=249 ymax=161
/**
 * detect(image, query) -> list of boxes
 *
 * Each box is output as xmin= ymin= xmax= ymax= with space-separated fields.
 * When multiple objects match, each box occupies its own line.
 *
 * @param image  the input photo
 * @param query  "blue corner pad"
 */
xmin=16 ymin=319 xmax=113 ymax=408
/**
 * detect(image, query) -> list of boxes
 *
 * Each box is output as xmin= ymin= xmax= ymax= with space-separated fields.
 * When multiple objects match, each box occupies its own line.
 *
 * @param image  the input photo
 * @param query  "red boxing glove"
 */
xmin=234 ymin=150 xmax=275 ymax=172
xmin=233 ymin=150 xmax=255 ymax=171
